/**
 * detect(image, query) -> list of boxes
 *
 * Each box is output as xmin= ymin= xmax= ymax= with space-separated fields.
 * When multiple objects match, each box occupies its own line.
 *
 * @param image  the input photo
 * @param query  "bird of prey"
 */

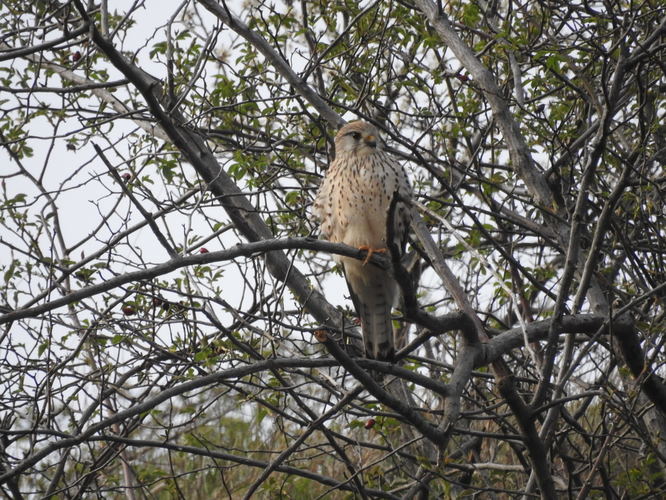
xmin=313 ymin=121 xmax=412 ymax=362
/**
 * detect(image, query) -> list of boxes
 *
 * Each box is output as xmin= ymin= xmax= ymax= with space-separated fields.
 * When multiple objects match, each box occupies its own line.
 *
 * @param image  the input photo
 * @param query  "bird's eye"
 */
xmin=347 ymin=131 xmax=361 ymax=140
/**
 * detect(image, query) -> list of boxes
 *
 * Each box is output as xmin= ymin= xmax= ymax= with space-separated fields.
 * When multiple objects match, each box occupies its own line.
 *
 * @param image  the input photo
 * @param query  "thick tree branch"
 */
xmin=0 ymin=237 xmax=387 ymax=325
xmin=498 ymin=376 xmax=557 ymax=499
xmin=479 ymin=315 xmax=633 ymax=367
xmin=613 ymin=322 xmax=666 ymax=415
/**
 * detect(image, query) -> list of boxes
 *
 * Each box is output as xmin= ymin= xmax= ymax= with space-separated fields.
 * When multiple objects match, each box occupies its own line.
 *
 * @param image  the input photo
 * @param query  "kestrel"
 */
xmin=313 ymin=121 xmax=412 ymax=362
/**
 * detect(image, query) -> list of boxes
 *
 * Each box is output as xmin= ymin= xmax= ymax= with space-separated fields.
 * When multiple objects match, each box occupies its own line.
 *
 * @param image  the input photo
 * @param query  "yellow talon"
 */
xmin=358 ymin=245 xmax=387 ymax=266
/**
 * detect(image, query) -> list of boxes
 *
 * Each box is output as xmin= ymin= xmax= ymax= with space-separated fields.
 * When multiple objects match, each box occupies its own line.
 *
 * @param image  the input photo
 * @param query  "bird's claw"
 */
xmin=358 ymin=245 xmax=387 ymax=266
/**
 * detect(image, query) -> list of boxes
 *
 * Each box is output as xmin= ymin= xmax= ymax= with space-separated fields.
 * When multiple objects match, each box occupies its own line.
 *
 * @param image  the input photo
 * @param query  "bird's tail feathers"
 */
xmin=343 ymin=261 xmax=397 ymax=362
xmin=359 ymin=294 xmax=395 ymax=362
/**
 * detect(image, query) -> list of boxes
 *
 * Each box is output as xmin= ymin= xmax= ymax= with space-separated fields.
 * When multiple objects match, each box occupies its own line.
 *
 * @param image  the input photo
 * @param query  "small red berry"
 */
xmin=121 ymin=305 xmax=136 ymax=316
xmin=199 ymin=247 xmax=209 ymax=254
xmin=121 ymin=172 xmax=132 ymax=182
xmin=364 ymin=418 xmax=376 ymax=430
xmin=72 ymin=51 xmax=82 ymax=62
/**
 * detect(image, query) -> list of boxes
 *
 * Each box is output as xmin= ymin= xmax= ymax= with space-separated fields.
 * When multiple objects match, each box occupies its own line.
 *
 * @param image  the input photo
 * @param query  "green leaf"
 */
xmin=38 ymin=341 xmax=49 ymax=356
xmin=3 ymin=259 xmax=18 ymax=283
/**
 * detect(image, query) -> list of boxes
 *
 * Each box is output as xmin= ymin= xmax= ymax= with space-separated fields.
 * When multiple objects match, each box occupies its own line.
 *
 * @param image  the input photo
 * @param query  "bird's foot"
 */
xmin=358 ymin=245 xmax=387 ymax=266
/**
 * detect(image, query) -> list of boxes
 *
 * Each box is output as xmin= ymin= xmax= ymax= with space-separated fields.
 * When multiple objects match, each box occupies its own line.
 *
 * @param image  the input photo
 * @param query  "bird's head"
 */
xmin=334 ymin=121 xmax=383 ymax=156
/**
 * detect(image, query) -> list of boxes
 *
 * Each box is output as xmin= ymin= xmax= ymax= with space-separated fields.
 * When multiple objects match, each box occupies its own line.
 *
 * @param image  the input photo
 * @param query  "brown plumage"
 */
xmin=313 ymin=121 xmax=412 ymax=362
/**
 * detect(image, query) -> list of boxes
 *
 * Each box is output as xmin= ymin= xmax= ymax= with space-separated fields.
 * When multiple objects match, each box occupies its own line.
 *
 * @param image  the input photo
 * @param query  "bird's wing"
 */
xmin=312 ymin=164 xmax=342 ymax=241
xmin=387 ymin=162 xmax=413 ymax=255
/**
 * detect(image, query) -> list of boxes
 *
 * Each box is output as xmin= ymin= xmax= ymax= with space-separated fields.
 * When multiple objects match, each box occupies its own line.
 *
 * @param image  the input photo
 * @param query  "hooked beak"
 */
xmin=363 ymin=135 xmax=377 ymax=148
